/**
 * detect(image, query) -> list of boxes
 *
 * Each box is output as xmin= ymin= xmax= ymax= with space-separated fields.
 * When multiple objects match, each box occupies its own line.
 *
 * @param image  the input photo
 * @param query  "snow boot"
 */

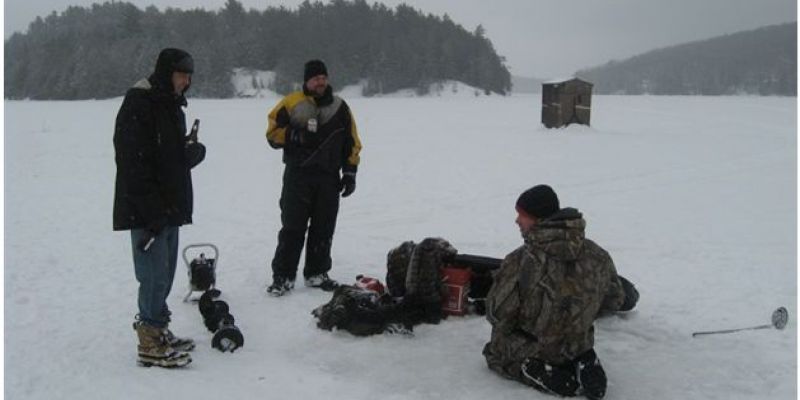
xmin=163 ymin=326 xmax=195 ymax=352
xmin=521 ymin=357 xmax=580 ymax=397
xmin=135 ymin=322 xmax=191 ymax=368
xmin=133 ymin=321 xmax=195 ymax=352
xmin=576 ymin=349 xmax=607 ymax=400
xmin=304 ymin=273 xmax=339 ymax=291
xmin=618 ymin=275 xmax=639 ymax=312
xmin=267 ymin=276 xmax=295 ymax=297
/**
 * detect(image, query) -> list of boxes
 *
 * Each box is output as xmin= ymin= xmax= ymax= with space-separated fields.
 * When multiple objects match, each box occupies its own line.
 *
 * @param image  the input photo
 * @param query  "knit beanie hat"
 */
xmin=516 ymin=185 xmax=560 ymax=219
xmin=304 ymin=59 xmax=328 ymax=82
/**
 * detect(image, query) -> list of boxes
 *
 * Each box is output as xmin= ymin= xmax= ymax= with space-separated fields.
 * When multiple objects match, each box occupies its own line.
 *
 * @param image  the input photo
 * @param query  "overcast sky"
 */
xmin=4 ymin=0 xmax=797 ymax=78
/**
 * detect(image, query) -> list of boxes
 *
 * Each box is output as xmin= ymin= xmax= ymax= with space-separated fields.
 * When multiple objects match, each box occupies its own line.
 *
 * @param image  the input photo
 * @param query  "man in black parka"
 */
xmin=113 ymin=48 xmax=204 ymax=368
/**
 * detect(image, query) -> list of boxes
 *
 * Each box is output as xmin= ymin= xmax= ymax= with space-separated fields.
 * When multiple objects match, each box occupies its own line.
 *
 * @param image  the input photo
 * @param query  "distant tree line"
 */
xmin=4 ymin=0 xmax=511 ymax=99
xmin=576 ymin=22 xmax=796 ymax=96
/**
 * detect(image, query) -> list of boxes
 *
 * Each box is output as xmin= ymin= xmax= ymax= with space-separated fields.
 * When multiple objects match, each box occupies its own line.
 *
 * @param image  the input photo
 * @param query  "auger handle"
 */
xmin=692 ymin=324 xmax=771 ymax=337
xmin=182 ymin=243 xmax=219 ymax=266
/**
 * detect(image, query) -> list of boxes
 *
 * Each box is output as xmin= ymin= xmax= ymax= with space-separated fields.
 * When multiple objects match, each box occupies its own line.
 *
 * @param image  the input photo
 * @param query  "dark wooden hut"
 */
xmin=541 ymin=78 xmax=593 ymax=128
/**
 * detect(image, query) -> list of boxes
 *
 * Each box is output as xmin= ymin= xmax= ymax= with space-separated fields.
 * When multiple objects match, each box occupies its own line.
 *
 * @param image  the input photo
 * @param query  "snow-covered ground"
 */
xmin=4 ymin=94 xmax=796 ymax=399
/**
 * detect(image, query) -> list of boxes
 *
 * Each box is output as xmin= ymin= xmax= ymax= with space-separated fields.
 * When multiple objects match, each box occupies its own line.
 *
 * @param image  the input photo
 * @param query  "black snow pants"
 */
xmin=271 ymin=166 xmax=340 ymax=280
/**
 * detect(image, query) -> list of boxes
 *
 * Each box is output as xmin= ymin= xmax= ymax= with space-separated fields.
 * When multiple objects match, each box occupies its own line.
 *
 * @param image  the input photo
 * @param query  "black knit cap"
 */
xmin=304 ymin=59 xmax=328 ymax=82
xmin=516 ymin=185 xmax=560 ymax=219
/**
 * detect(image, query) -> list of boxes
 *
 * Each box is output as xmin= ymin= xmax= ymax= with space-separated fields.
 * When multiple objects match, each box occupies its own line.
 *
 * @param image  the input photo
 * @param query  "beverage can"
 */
xmin=307 ymin=118 xmax=318 ymax=132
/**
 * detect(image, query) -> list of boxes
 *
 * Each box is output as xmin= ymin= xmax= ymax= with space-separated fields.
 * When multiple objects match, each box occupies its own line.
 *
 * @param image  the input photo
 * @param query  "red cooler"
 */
xmin=440 ymin=266 xmax=471 ymax=316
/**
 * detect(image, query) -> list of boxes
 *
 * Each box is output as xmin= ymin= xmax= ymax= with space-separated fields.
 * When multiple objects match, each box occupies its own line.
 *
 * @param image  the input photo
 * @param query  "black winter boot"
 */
xmin=521 ymin=357 xmax=580 ymax=397
xmin=618 ymin=275 xmax=639 ymax=312
xmin=304 ymin=273 xmax=339 ymax=291
xmin=267 ymin=276 xmax=295 ymax=297
xmin=576 ymin=349 xmax=607 ymax=400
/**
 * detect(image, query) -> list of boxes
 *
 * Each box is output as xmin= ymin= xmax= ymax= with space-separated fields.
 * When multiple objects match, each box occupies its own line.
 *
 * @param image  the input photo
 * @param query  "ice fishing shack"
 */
xmin=541 ymin=78 xmax=593 ymax=128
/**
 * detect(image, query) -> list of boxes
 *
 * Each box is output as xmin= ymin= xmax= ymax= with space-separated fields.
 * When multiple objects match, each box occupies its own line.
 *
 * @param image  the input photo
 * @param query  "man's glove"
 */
xmin=185 ymin=142 xmax=206 ymax=169
xmin=340 ymin=172 xmax=356 ymax=197
xmin=287 ymin=126 xmax=318 ymax=147
xmin=138 ymin=215 xmax=168 ymax=252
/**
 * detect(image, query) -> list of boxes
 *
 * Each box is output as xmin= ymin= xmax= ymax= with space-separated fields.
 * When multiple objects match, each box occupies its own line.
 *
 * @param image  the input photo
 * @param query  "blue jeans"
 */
xmin=131 ymin=226 xmax=179 ymax=328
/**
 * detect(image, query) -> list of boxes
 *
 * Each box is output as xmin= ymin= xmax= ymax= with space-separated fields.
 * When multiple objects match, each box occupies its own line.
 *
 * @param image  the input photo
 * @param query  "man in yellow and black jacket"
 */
xmin=265 ymin=59 xmax=362 ymax=297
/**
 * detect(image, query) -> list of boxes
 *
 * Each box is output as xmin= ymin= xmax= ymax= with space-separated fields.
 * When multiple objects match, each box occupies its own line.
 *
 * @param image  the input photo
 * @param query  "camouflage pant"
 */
xmin=483 ymin=342 xmax=580 ymax=397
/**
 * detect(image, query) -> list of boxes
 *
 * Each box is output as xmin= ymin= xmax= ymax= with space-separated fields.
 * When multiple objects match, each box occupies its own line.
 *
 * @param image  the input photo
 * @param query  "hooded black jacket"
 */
xmin=113 ymin=48 xmax=194 ymax=230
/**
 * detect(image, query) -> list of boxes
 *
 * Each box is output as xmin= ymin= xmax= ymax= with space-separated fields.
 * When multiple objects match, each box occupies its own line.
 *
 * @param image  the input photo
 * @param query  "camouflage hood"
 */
xmin=523 ymin=207 xmax=585 ymax=261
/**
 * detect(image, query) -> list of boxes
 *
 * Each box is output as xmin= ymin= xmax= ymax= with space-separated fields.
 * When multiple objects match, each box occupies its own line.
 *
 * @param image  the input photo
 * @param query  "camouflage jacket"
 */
xmin=484 ymin=208 xmax=624 ymax=367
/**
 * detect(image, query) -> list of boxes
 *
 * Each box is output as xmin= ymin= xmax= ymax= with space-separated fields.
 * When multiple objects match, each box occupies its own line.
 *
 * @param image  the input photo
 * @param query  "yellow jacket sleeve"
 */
xmin=345 ymin=108 xmax=362 ymax=168
xmin=266 ymin=97 xmax=290 ymax=148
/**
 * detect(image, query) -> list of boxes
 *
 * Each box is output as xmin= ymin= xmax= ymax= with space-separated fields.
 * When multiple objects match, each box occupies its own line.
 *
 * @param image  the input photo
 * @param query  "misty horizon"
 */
xmin=4 ymin=0 xmax=797 ymax=78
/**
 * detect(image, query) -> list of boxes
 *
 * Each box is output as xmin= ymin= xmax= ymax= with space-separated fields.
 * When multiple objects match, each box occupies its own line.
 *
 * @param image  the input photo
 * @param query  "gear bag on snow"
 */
xmin=311 ymin=284 xmax=407 ymax=336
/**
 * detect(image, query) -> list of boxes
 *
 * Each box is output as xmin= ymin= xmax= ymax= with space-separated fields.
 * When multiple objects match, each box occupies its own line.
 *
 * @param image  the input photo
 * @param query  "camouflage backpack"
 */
xmin=385 ymin=240 xmax=416 ymax=297
xmin=385 ymin=238 xmax=458 ymax=325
